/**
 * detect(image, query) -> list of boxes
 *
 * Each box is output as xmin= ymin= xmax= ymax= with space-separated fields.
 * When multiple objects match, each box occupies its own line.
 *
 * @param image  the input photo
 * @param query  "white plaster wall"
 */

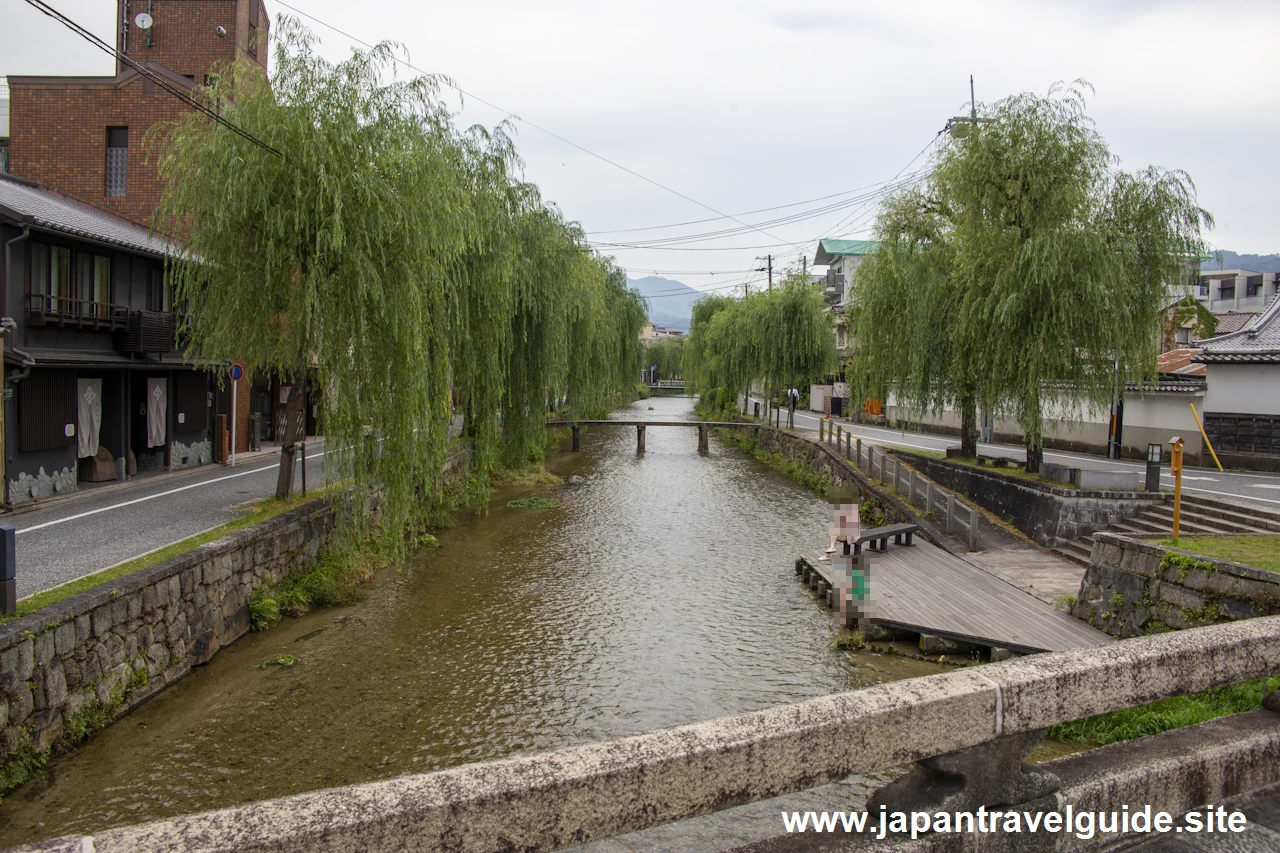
xmin=1203 ymin=364 xmax=1280 ymax=416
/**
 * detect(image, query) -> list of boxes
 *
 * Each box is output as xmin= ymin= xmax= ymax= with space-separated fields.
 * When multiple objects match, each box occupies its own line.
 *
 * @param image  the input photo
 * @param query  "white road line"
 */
xmin=18 ymin=520 xmax=231 ymax=602
xmin=1253 ymin=484 xmax=1280 ymax=490
xmin=1178 ymin=485 xmax=1280 ymax=506
xmin=16 ymin=449 xmax=327 ymax=536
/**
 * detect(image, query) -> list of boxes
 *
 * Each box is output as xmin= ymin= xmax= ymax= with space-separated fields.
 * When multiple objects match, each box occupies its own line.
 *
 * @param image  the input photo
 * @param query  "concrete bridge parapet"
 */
xmin=21 ymin=617 xmax=1280 ymax=853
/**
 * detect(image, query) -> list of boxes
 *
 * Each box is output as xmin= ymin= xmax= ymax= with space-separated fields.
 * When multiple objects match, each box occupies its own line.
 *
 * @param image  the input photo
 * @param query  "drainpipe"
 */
xmin=2 ymin=224 xmax=32 ymax=509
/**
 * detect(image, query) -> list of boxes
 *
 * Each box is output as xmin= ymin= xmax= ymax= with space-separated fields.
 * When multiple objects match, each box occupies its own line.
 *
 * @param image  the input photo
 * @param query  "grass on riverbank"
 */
xmin=941 ymin=455 xmax=1080 ymax=489
xmin=1 ymin=488 xmax=341 ymax=626
xmin=1048 ymin=677 xmax=1280 ymax=745
xmin=1155 ymin=535 xmax=1280 ymax=573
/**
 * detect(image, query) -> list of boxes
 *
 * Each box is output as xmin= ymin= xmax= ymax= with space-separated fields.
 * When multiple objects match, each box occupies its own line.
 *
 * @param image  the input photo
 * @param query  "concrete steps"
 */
xmin=1053 ymin=492 xmax=1280 ymax=567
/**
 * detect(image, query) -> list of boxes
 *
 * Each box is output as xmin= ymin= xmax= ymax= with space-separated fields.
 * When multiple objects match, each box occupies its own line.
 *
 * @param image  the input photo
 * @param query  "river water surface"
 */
xmin=0 ymin=396 xmax=948 ymax=845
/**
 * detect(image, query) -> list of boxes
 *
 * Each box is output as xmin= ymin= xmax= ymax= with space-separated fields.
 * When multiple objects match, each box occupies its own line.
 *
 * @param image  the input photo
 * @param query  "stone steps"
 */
xmin=1141 ymin=505 xmax=1274 ymax=535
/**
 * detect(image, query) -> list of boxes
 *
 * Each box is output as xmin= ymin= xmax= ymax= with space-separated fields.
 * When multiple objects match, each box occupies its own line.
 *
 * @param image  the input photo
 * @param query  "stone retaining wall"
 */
xmin=1072 ymin=532 xmax=1280 ymax=638
xmin=894 ymin=452 xmax=1164 ymax=549
xmin=0 ymin=499 xmax=338 ymax=767
xmin=0 ymin=442 xmax=473 ymax=780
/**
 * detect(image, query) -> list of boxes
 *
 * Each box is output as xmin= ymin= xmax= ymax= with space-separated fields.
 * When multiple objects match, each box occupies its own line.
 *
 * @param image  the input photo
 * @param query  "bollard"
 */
xmin=637 ymin=424 xmax=646 ymax=454
xmin=0 ymin=523 xmax=15 ymax=617
xmin=968 ymin=506 xmax=979 ymax=551
xmin=698 ymin=424 xmax=709 ymax=453
xmin=856 ymin=438 xmax=863 ymax=468
xmin=819 ymin=419 xmax=825 ymax=441
xmin=299 ymin=441 xmax=306 ymax=496
xmin=572 ymin=424 xmax=581 ymax=452
xmin=946 ymin=494 xmax=956 ymax=535
xmin=1146 ymin=443 xmax=1162 ymax=493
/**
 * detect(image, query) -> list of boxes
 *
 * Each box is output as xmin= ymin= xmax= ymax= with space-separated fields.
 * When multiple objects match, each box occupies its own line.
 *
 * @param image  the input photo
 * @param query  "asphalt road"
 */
xmin=749 ymin=396 xmax=1280 ymax=509
xmin=8 ymin=443 xmax=329 ymax=599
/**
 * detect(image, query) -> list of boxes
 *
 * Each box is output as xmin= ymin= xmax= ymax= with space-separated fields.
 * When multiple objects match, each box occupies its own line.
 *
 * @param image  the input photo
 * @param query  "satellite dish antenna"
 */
xmin=135 ymin=12 xmax=153 ymax=29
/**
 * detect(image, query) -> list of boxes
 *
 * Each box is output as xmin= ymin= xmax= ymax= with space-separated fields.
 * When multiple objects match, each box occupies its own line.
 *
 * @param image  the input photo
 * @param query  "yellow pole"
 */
xmin=1187 ymin=402 xmax=1223 ymax=472
xmin=1170 ymin=438 xmax=1184 ymax=542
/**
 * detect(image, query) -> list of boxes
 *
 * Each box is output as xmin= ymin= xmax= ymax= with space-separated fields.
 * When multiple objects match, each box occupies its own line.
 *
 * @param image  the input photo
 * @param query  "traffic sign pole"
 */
xmin=228 ymin=363 xmax=245 ymax=467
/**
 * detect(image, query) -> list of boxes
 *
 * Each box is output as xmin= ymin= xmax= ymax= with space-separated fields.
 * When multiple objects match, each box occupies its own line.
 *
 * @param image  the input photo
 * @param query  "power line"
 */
xmin=23 ymin=0 xmax=283 ymax=158
xmin=271 ymin=0 xmax=803 ymax=251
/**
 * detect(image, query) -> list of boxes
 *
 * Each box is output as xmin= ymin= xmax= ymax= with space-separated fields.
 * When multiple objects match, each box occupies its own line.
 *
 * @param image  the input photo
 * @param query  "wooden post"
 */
xmin=571 ymin=424 xmax=581 ymax=451
xmin=819 ymin=419 xmax=825 ymax=441
xmin=926 ymin=481 xmax=934 ymax=514
xmin=636 ymin=424 xmax=646 ymax=454
xmin=856 ymin=438 xmax=863 ymax=468
xmin=947 ymin=494 xmax=956 ymax=534
xmin=698 ymin=424 xmax=709 ymax=453
xmin=879 ymin=451 xmax=887 ymax=486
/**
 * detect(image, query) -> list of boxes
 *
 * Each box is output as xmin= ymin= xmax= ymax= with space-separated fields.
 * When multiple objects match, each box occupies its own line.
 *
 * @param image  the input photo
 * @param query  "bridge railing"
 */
xmin=42 ymin=617 xmax=1280 ymax=853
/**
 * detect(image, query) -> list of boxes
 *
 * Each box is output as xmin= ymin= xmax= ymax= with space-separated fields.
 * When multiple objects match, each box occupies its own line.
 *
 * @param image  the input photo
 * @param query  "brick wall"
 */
xmin=8 ymin=0 xmax=268 ymax=229
xmin=8 ymin=74 xmax=189 ymax=228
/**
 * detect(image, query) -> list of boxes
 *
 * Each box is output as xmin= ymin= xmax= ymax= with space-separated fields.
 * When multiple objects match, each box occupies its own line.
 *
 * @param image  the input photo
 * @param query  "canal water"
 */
xmin=0 ymin=396 xmax=948 ymax=845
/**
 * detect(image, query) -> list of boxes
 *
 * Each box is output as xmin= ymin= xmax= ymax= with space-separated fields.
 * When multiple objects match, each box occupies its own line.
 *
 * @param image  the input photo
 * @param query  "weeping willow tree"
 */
xmin=155 ymin=20 xmax=645 ymax=557
xmin=647 ymin=337 xmax=684 ymax=381
xmin=684 ymin=280 xmax=835 ymax=416
xmin=852 ymin=81 xmax=1212 ymax=471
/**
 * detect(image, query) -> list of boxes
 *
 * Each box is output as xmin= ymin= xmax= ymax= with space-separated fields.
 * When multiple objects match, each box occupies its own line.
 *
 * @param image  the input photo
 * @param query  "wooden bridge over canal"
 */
xmin=545 ymin=419 xmax=749 ymax=452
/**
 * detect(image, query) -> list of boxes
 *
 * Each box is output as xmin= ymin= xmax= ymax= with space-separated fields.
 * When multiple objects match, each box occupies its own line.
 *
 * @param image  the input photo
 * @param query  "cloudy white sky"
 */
xmin=6 ymin=0 xmax=1279 ymax=294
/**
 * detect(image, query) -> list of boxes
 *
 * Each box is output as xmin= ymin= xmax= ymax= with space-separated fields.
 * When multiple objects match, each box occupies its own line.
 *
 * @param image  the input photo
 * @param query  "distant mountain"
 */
xmin=1202 ymin=251 xmax=1280 ymax=273
xmin=627 ymin=276 xmax=706 ymax=331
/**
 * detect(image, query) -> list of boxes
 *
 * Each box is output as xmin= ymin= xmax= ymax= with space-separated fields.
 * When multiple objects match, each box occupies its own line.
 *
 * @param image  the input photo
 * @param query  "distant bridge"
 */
xmin=545 ymin=419 xmax=747 ymax=452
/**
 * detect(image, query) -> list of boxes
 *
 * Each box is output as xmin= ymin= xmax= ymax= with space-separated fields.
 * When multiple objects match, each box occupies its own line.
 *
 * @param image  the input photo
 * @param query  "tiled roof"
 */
xmin=1125 ymin=374 xmax=1206 ymax=393
xmin=814 ymin=239 xmax=878 ymax=265
xmin=1212 ymin=312 xmax=1259 ymax=336
xmin=1193 ymin=296 xmax=1280 ymax=364
xmin=0 ymin=173 xmax=180 ymax=258
xmin=1156 ymin=348 xmax=1207 ymax=376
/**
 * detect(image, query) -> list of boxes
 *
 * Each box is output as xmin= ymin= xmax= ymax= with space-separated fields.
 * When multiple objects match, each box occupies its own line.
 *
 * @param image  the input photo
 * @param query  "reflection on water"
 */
xmin=0 ymin=396 xmax=948 ymax=845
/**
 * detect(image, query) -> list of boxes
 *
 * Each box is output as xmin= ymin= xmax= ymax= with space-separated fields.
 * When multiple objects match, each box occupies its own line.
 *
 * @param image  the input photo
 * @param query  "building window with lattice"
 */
xmin=105 ymin=126 xmax=128 ymax=197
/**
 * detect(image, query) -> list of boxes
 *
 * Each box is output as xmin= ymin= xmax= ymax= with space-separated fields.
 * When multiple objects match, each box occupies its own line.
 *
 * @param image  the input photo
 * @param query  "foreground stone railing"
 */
xmin=22 ymin=616 xmax=1280 ymax=853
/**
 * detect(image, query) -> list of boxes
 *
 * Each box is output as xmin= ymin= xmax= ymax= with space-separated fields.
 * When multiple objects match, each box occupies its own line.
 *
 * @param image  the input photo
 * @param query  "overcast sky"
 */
xmin=6 ymin=0 xmax=1279 ymax=294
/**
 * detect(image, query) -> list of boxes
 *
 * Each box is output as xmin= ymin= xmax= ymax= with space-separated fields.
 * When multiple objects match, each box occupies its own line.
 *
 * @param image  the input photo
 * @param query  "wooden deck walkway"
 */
xmin=797 ymin=541 xmax=1111 ymax=654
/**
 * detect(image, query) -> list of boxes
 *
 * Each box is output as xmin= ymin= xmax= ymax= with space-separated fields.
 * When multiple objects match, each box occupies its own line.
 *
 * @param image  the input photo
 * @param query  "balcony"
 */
xmin=116 ymin=310 xmax=176 ymax=354
xmin=27 ymin=294 xmax=130 ymax=331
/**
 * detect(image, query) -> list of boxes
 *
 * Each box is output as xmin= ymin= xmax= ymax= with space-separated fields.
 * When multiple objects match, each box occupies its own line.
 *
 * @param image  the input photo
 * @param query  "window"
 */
xmin=106 ymin=126 xmax=128 ymax=197
xmin=147 ymin=267 xmax=171 ymax=312
xmin=1219 ymin=279 xmax=1235 ymax=300
xmin=1197 ymin=277 xmax=1210 ymax=297
xmin=1176 ymin=327 xmax=1190 ymax=345
xmin=1246 ymin=275 xmax=1263 ymax=297
xmin=30 ymin=243 xmax=72 ymax=312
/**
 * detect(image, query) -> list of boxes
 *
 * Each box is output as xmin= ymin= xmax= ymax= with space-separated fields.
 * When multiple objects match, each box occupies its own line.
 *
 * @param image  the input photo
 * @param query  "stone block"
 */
xmin=125 ymin=634 xmax=138 ymax=662
xmin=1 ymin=638 xmax=35 ymax=692
xmin=97 ymin=662 xmax=127 ymax=703
xmin=1156 ymin=602 xmax=1190 ymax=630
xmin=143 ymin=583 xmax=160 ymax=613
xmin=1181 ymin=568 xmax=1212 ymax=591
xmin=34 ymin=630 xmax=55 ymax=667
xmin=43 ymin=659 xmax=67 ymax=709
xmin=127 ymin=593 xmax=142 ymax=621
xmin=8 ymin=685 xmax=33 ymax=725
xmin=168 ymin=575 xmax=181 ymax=604
xmin=111 ymin=598 xmax=128 ymax=626
xmin=63 ymin=656 xmax=81 ymax=690
xmin=75 ymin=613 xmax=91 ymax=644
xmin=1221 ymin=598 xmax=1262 ymax=621
xmin=181 ymin=569 xmax=195 ymax=596
xmin=145 ymin=643 xmax=168 ymax=677
xmin=105 ymin=634 xmax=127 ymax=668
xmin=1205 ymin=571 xmax=1240 ymax=596
xmin=30 ymin=665 xmax=46 ymax=710
xmin=221 ymin=603 xmax=251 ymax=645
xmin=31 ymin=708 xmax=63 ymax=751
xmin=167 ymin=612 xmax=188 ymax=648
xmin=54 ymin=621 xmax=76 ymax=656
xmin=0 ymin=699 xmax=6 ymax=729
xmin=1158 ymin=584 xmax=1205 ymax=611
xmin=91 ymin=604 xmax=113 ymax=637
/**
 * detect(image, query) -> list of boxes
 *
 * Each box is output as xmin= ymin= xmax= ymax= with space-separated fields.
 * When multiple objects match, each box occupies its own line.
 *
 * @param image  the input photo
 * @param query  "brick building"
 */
xmin=6 ymin=0 xmax=269 ymax=229
xmin=1 ymin=0 xmax=276 ymax=504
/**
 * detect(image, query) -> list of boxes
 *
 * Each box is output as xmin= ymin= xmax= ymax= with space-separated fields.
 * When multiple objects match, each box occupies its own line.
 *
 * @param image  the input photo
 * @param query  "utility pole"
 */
xmin=755 ymin=255 xmax=773 ymax=290
xmin=944 ymin=75 xmax=984 ymax=138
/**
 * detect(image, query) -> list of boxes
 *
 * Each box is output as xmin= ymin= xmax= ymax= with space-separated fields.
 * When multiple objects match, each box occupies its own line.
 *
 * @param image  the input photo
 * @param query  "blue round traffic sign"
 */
xmin=229 ymin=362 xmax=245 ymax=381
